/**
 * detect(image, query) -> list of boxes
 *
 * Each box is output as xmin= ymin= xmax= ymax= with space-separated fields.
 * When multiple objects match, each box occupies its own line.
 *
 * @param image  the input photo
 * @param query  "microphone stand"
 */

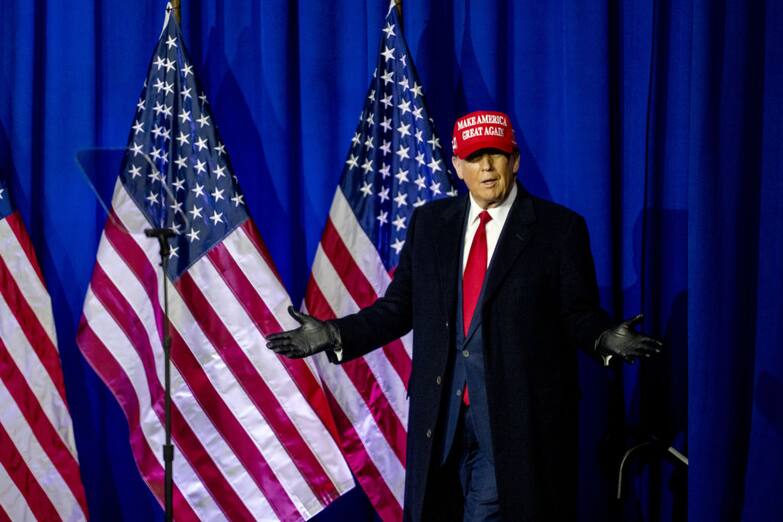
xmin=144 ymin=227 xmax=176 ymax=522
xmin=77 ymin=146 xmax=189 ymax=522
xmin=616 ymin=435 xmax=688 ymax=500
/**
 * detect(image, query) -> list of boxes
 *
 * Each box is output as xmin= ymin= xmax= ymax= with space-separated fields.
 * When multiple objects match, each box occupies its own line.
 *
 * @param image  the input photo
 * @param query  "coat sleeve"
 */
xmin=558 ymin=214 xmax=612 ymax=354
xmin=330 ymin=209 xmax=419 ymax=362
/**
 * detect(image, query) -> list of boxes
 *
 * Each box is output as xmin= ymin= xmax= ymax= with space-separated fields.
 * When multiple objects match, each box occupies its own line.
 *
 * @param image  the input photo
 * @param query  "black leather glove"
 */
xmin=596 ymin=314 xmax=662 ymax=364
xmin=266 ymin=306 xmax=341 ymax=359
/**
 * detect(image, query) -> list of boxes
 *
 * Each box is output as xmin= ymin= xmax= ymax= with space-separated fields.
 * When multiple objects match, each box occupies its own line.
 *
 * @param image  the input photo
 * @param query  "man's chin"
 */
xmin=480 ymin=189 xmax=507 ymax=207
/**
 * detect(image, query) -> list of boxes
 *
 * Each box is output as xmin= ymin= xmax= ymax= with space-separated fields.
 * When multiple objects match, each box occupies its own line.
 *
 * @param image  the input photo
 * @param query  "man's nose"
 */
xmin=479 ymin=154 xmax=494 ymax=170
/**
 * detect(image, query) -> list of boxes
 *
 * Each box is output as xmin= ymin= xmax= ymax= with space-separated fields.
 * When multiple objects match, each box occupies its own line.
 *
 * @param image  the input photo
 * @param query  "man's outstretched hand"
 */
xmin=266 ymin=306 xmax=340 ymax=359
xmin=596 ymin=314 xmax=663 ymax=364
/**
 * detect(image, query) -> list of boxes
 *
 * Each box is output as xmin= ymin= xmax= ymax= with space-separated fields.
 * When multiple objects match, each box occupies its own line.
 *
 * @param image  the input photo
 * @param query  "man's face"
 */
xmin=452 ymin=149 xmax=520 ymax=209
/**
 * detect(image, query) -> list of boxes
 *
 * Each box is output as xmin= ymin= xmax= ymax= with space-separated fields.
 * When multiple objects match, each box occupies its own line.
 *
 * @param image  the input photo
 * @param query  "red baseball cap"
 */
xmin=451 ymin=110 xmax=518 ymax=159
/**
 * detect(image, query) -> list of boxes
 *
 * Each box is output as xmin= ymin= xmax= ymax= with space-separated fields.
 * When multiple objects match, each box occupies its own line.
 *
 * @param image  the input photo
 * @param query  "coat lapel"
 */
xmin=434 ymin=195 xmax=468 ymax=321
xmin=480 ymin=184 xmax=536 ymax=307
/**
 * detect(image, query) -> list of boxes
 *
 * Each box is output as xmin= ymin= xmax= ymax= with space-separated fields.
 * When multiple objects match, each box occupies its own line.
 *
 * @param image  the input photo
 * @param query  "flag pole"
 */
xmin=393 ymin=0 xmax=403 ymax=32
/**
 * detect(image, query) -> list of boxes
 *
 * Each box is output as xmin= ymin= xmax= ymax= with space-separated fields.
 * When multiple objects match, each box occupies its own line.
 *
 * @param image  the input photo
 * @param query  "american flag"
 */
xmin=0 ymin=174 xmax=88 ymax=520
xmin=76 ymin=10 xmax=353 ymax=521
xmin=305 ymin=3 xmax=456 ymax=520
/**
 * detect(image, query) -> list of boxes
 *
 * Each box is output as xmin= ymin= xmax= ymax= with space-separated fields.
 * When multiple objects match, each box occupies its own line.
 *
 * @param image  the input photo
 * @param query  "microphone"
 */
xmin=144 ymin=227 xmax=177 ymax=260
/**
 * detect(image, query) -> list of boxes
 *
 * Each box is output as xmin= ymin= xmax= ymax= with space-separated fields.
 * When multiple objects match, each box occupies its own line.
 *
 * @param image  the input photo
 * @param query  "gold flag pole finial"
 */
xmin=170 ymin=0 xmax=181 ymax=23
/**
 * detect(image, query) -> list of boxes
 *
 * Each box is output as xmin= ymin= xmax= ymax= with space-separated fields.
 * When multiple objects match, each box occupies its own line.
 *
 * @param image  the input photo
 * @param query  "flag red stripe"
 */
xmin=4 ymin=212 xmax=45 ymax=286
xmin=0 ymin=422 xmax=62 ymax=522
xmin=0 ymin=337 xmax=88 ymax=515
xmin=0 ymin=501 xmax=11 ymax=522
xmin=89 ymin=264 xmax=258 ymax=521
xmin=207 ymin=243 xmax=342 ymax=481
xmin=305 ymin=278 xmax=407 ymax=464
xmin=208 ymin=236 xmax=339 ymax=436
xmin=206 ymin=245 xmax=281 ymax=335
xmin=76 ymin=319 xmax=201 ymax=522
xmin=90 ymin=264 xmax=164 ymax=416
xmin=321 ymin=219 xmax=378 ymax=309
xmin=237 ymin=220 xmax=341 ymax=440
xmin=168 ymin=325 xmax=306 ymax=521
xmin=176 ymin=272 xmax=305 ymax=520
xmin=320 ymin=219 xmax=412 ymax=384
xmin=322 ymin=386 xmax=403 ymax=522
xmin=240 ymin=220 xmax=285 ymax=285
xmin=382 ymin=339 xmax=411 ymax=389
xmin=0 ymin=254 xmax=67 ymax=405
xmin=105 ymin=212 xmax=164 ymax=339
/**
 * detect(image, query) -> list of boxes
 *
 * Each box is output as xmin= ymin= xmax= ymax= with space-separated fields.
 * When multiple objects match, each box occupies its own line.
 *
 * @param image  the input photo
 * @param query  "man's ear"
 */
xmin=512 ymin=151 xmax=521 ymax=174
xmin=452 ymin=156 xmax=464 ymax=180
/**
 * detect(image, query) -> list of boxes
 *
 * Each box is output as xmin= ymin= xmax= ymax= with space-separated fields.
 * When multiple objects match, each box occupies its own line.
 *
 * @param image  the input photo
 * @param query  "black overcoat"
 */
xmin=333 ymin=182 xmax=610 ymax=521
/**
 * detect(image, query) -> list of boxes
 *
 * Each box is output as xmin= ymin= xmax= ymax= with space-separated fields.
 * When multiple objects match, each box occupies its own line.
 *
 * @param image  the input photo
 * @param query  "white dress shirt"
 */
xmin=462 ymin=183 xmax=518 ymax=274
xmin=334 ymin=184 xmax=519 ymax=362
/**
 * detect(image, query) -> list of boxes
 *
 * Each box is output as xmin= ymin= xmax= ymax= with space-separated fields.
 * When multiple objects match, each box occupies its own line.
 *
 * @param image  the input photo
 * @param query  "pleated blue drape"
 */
xmin=1 ymin=0 xmax=779 ymax=520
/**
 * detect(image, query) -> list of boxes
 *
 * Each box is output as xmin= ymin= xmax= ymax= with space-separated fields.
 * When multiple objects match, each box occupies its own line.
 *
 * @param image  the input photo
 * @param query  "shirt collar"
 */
xmin=467 ymin=182 xmax=518 ymax=226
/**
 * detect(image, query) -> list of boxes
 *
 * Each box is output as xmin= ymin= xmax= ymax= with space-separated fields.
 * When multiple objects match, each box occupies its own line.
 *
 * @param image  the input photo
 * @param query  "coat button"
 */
xmin=445 ymin=321 xmax=449 ymax=329
xmin=426 ymin=429 xmax=432 ymax=439
xmin=436 ymin=375 xmax=442 ymax=385
xmin=462 ymin=350 xmax=469 ymax=358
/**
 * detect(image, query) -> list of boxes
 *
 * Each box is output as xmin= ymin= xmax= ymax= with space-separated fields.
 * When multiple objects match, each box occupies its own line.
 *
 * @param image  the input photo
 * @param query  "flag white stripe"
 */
xmin=328 ymin=190 xmax=413 ymax=358
xmin=165 ymin=295 xmax=282 ymax=521
xmin=309 ymin=247 xmax=406 ymax=504
xmin=188 ymin=254 xmax=324 ymax=513
xmin=223 ymin=228 xmax=354 ymax=492
xmin=397 ymin=332 xmax=414 ymax=366
xmin=311 ymin=246 xmax=408 ymax=426
xmin=311 ymin=348 xmax=406 ymax=507
xmin=82 ymin=288 xmax=224 ymax=521
xmin=0 ymin=293 xmax=76 ymax=459
xmin=0 ymin=457 xmax=34 ymax=522
xmin=0 ymin=379 xmax=80 ymax=521
xmin=94 ymin=236 xmax=275 ymax=520
xmin=328 ymin=189 xmax=392 ymax=299
xmin=0 ymin=219 xmax=57 ymax=346
xmin=227 ymin=226 xmax=294 ymax=329
xmin=230 ymin=227 xmax=325 ymax=389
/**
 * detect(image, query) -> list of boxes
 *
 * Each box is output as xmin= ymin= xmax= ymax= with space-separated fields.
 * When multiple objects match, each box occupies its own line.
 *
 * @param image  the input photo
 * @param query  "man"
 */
xmin=268 ymin=110 xmax=661 ymax=521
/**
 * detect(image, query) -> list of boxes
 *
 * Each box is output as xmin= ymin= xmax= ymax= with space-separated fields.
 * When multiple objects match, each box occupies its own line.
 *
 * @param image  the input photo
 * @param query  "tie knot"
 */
xmin=478 ymin=210 xmax=492 ymax=226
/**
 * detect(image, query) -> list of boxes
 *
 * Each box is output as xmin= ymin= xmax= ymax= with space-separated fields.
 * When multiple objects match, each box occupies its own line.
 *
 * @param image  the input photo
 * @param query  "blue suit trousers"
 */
xmin=452 ymin=404 xmax=501 ymax=522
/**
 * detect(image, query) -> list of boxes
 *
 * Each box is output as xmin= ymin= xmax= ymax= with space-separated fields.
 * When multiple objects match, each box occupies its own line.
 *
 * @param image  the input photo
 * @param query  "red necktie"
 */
xmin=461 ymin=210 xmax=492 ymax=406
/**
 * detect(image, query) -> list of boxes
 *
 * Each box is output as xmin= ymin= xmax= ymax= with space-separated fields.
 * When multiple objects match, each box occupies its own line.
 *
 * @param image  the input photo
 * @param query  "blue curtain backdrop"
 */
xmin=0 ymin=0 xmax=779 ymax=520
